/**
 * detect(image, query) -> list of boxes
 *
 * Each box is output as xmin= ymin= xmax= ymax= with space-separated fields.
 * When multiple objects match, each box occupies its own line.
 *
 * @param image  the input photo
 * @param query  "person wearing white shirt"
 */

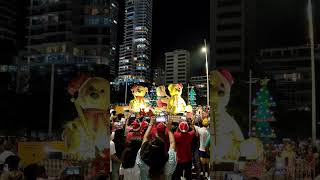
xmin=119 ymin=140 xmax=141 ymax=180
xmin=110 ymin=140 xmax=121 ymax=176
xmin=0 ymin=143 xmax=15 ymax=165
xmin=194 ymin=118 xmax=210 ymax=178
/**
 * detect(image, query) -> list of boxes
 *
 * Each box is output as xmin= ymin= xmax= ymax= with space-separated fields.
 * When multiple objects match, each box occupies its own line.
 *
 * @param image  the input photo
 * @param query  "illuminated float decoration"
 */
xmin=155 ymin=85 xmax=169 ymax=112
xmin=167 ymin=84 xmax=192 ymax=115
xmin=129 ymin=85 xmax=150 ymax=113
xmin=62 ymin=74 xmax=110 ymax=174
xmin=210 ymin=69 xmax=244 ymax=162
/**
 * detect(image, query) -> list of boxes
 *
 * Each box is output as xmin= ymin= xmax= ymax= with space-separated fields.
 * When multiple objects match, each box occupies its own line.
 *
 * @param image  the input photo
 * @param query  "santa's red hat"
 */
xmin=131 ymin=120 xmax=140 ymax=131
xmin=157 ymin=123 xmax=166 ymax=133
xmin=68 ymin=74 xmax=90 ymax=96
xmin=141 ymin=121 xmax=149 ymax=130
xmin=218 ymin=69 xmax=234 ymax=86
xmin=178 ymin=121 xmax=189 ymax=133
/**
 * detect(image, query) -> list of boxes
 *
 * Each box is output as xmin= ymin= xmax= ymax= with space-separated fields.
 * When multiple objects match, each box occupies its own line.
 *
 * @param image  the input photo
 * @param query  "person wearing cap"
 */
xmin=140 ymin=120 xmax=149 ymax=135
xmin=126 ymin=121 xmax=142 ymax=144
xmin=194 ymin=118 xmax=210 ymax=178
xmin=151 ymin=122 xmax=170 ymax=152
xmin=137 ymin=116 xmax=177 ymax=180
xmin=172 ymin=120 xmax=196 ymax=180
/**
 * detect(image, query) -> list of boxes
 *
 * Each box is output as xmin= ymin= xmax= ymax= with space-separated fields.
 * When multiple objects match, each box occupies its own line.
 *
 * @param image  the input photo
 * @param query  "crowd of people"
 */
xmin=109 ymin=109 xmax=211 ymax=180
xmin=2 ymin=110 xmax=320 ymax=180
xmin=262 ymin=138 xmax=320 ymax=179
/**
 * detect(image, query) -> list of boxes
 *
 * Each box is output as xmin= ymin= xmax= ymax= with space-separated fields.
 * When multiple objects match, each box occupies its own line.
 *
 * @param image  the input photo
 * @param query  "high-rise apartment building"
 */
xmin=210 ymin=0 xmax=256 ymax=73
xmin=258 ymin=45 xmax=320 ymax=111
xmin=165 ymin=49 xmax=190 ymax=85
xmin=26 ymin=0 xmax=117 ymax=77
xmin=110 ymin=0 xmax=118 ymax=79
xmin=118 ymin=0 xmax=153 ymax=83
xmin=0 ymin=0 xmax=18 ymax=64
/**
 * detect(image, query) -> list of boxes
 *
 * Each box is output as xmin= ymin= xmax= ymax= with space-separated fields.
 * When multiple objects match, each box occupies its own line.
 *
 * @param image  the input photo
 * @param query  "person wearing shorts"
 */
xmin=195 ymin=118 xmax=210 ymax=178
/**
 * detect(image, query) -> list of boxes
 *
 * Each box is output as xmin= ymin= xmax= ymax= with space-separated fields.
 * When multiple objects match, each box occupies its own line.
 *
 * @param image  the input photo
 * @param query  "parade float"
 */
xmin=129 ymin=85 xmax=149 ymax=113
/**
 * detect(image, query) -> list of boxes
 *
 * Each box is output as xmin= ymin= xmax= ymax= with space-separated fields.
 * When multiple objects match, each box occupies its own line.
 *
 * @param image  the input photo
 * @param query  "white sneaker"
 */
xmin=205 ymin=172 xmax=208 ymax=177
xmin=200 ymin=172 xmax=204 ymax=176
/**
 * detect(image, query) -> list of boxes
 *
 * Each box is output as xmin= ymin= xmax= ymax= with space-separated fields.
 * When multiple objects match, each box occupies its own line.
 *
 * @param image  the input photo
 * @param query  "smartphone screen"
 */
xmin=156 ymin=116 xmax=166 ymax=122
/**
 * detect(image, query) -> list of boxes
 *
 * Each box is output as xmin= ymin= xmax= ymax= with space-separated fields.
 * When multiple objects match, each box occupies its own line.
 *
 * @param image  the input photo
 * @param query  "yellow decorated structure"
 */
xmin=167 ymin=84 xmax=187 ymax=115
xmin=129 ymin=85 xmax=149 ymax=113
xmin=18 ymin=141 xmax=66 ymax=166
xmin=62 ymin=77 xmax=110 ymax=160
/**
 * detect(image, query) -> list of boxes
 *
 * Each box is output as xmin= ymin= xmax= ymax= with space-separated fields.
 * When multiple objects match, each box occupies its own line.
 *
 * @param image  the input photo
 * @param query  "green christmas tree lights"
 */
xmin=188 ymin=87 xmax=197 ymax=107
xmin=253 ymin=78 xmax=276 ymax=138
xmin=148 ymin=86 xmax=158 ymax=107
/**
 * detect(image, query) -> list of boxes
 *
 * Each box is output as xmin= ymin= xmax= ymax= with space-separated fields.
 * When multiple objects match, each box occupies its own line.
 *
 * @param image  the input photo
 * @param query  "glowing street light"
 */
xmin=201 ymin=39 xmax=209 ymax=112
xmin=201 ymin=47 xmax=207 ymax=53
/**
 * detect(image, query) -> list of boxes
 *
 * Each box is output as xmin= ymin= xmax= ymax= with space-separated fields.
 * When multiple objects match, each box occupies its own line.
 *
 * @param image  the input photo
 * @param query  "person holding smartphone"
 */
xmin=137 ymin=116 xmax=177 ymax=180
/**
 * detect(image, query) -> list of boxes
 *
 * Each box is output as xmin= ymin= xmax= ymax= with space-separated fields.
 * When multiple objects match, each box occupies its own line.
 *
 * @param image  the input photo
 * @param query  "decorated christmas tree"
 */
xmin=148 ymin=86 xmax=158 ymax=107
xmin=145 ymin=92 xmax=151 ymax=106
xmin=252 ymin=78 xmax=276 ymax=138
xmin=188 ymin=87 xmax=197 ymax=107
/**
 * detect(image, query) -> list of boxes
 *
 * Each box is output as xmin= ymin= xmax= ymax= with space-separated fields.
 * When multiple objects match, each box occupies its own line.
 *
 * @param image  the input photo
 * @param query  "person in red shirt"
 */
xmin=150 ymin=122 xmax=170 ymax=152
xmin=173 ymin=121 xmax=195 ymax=180
xmin=126 ymin=121 xmax=142 ymax=144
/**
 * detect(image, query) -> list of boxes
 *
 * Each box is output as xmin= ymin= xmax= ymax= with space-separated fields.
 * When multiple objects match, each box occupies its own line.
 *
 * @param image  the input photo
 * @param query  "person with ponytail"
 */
xmin=136 ymin=117 xmax=177 ymax=180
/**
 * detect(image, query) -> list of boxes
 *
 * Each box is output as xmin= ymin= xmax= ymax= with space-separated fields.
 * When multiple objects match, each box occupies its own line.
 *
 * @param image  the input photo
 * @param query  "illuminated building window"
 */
xmin=134 ymin=38 xmax=146 ymax=43
xmin=87 ymin=17 xmax=99 ymax=25
xmin=283 ymin=73 xmax=301 ymax=82
xmin=137 ymin=44 xmax=146 ymax=49
xmin=85 ymin=17 xmax=110 ymax=25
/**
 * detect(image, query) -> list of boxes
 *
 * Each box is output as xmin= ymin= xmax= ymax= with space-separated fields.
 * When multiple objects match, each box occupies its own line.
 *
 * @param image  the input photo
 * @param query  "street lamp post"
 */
xmin=247 ymin=70 xmax=259 ymax=136
xmin=48 ymin=64 xmax=55 ymax=137
xmin=201 ymin=39 xmax=210 ymax=112
xmin=249 ymin=70 xmax=252 ymax=136
xmin=307 ymin=0 xmax=317 ymax=144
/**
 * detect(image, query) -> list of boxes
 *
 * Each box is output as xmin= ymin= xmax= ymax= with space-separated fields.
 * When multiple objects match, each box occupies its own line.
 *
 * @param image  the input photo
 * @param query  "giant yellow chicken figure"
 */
xmin=62 ymin=75 xmax=110 ymax=162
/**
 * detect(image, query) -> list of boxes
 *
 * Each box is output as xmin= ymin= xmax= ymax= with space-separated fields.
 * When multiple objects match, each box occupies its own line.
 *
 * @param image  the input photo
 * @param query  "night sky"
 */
xmin=152 ymin=0 xmax=210 ymax=76
xmin=117 ymin=0 xmax=320 ymax=76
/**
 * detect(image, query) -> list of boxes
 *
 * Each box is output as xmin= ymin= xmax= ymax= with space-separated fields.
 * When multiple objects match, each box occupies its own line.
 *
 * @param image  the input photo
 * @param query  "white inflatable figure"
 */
xmin=210 ymin=69 xmax=244 ymax=162
xmin=240 ymin=136 xmax=264 ymax=161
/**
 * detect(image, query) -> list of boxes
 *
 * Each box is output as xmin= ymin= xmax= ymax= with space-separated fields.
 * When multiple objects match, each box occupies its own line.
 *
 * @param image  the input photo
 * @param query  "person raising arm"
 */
xmin=166 ymin=118 xmax=175 ymax=151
